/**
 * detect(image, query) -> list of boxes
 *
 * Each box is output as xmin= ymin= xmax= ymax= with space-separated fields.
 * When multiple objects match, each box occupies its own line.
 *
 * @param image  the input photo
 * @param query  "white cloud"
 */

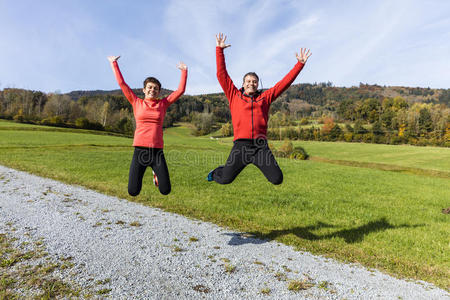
xmin=161 ymin=0 xmax=322 ymax=93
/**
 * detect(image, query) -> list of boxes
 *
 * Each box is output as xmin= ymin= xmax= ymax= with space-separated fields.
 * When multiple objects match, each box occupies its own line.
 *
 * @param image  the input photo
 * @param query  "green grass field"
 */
xmin=0 ymin=120 xmax=449 ymax=289
xmin=292 ymin=140 xmax=450 ymax=172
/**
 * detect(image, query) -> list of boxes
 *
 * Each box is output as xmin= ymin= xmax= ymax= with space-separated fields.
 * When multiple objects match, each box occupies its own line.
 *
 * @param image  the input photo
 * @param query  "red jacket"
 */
xmin=216 ymin=47 xmax=304 ymax=140
xmin=112 ymin=61 xmax=187 ymax=148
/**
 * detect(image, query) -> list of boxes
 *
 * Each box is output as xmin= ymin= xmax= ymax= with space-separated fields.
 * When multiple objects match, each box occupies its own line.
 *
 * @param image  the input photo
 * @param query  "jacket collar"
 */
xmin=239 ymin=87 xmax=261 ymax=98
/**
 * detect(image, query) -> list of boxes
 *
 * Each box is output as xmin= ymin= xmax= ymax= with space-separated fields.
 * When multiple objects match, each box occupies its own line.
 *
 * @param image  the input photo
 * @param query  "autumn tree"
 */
xmin=220 ymin=122 xmax=233 ymax=137
xmin=100 ymin=101 xmax=111 ymax=127
xmin=32 ymin=91 xmax=48 ymax=117
xmin=392 ymin=96 xmax=408 ymax=110
xmin=43 ymin=93 xmax=72 ymax=119
xmin=192 ymin=110 xmax=214 ymax=136
xmin=84 ymin=98 xmax=105 ymax=124
xmin=321 ymin=117 xmax=335 ymax=134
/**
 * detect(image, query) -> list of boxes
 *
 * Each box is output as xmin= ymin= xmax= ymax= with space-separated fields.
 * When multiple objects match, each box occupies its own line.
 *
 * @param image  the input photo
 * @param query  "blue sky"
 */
xmin=0 ymin=0 xmax=449 ymax=95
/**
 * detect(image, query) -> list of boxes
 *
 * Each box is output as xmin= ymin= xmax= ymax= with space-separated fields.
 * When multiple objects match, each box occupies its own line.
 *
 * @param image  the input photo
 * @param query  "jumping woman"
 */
xmin=207 ymin=33 xmax=311 ymax=185
xmin=108 ymin=56 xmax=187 ymax=195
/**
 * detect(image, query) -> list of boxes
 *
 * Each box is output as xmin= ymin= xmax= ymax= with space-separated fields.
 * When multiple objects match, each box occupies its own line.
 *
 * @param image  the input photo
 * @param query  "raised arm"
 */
xmin=107 ymin=56 xmax=137 ymax=105
xmin=166 ymin=62 xmax=188 ymax=105
xmin=216 ymin=33 xmax=238 ymax=103
xmin=264 ymin=48 xmax=312 ymax=103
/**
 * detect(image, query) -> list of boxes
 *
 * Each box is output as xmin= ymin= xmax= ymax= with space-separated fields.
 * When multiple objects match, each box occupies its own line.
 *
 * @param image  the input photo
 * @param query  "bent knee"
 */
xmin=128 ymin=188 xmax=140 ymax=197
xmin=270 ymin=173 xmax=283 ymax=185
xmin=159 ymin=186 xmax=171 ymax=195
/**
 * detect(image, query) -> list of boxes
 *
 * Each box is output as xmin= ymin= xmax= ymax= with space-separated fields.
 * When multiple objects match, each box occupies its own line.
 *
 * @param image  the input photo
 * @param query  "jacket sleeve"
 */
xmin=111 ymin=61 xmax=137 ymax=105
xmin=166 ymin=69 xmax=188 ymax=105
xmin=216 ymin=47 xmax=238 ymax=105
xmin=263 ymin=61 xmax=304 ymax=104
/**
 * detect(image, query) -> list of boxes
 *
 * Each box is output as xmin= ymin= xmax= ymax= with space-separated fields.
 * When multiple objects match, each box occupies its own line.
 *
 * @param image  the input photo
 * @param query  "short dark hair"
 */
xmin=143 ymin=77 xmax=161 ymax=90
xmin=243 ymin=72 xmax=259 ymax=84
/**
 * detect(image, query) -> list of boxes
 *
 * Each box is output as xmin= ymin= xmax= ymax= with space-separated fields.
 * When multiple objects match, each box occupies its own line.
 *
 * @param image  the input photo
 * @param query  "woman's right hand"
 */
xmin=107 ymin=56 xmax=120 ymax=63
xmin=216 ymin=33 xmax=231 ymax=49
xmin=177 ymin=62 xmax=187 ymax=70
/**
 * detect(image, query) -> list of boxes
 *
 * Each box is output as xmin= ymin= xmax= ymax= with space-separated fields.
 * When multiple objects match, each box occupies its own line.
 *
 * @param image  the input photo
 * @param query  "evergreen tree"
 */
xmin=418 ymin=108 xmax=433 ymax=133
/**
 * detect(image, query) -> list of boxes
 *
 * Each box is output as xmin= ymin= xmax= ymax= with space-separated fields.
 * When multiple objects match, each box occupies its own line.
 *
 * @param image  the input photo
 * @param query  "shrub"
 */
xmin=75 ymin=117 xmax=90 ymax=128
xmin=329 ymin=124 xmax=343 ymax=140
xmin=390 ymin=135 xmax=405 ymax=145
xmin=285 ymin=127 xmax=298 ymax=140
xmin=344 ymin=132 xmax=353 ymax=142
xmin=13 ymin=114 xmax=24 ymax=123
xmin=267 ymin=129 xmax=279 ymax=140
xmin=277 ymin=140 xmax=294 ymax=157
xmin=362 ymin=133 xmax=374 ymax=143
xmin=299 ymin=118 xmax=309 ymax=125
xmin=345 ymin=123 xmax=354 ymax=133
xmin=163 ymin=114 xmax=174 ymax=128
xmin=353 ymin=120 xmax=368 ymax=134
xmin=290 ymin=146 xmax=309 ymax=160
xmin=41 ymin=116 xmax=65 ymax=126
xmin=75 ymin=117 xmax=104 ymax=131
xmin=415 ymin=138 xmax=429 ymax=146
xmin=220 ymin=122 xmax=233 ymax=137
xmin=272 ymin=140 xmax=309 ymax=160
xmin=115 ymin=117 xmax=134 ymax=135
xmin=408 ymin=137 xmax=418 ymax=145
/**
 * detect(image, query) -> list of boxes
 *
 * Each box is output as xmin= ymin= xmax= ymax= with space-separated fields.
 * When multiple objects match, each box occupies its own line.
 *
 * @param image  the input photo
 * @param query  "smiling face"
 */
xmin=143 ymin=82 xmax=160 ymax=99
xmin=243 ymin=74 xmax=259 ymax=95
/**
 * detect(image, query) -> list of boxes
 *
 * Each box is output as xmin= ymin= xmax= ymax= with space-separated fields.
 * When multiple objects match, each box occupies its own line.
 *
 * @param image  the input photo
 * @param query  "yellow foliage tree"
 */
xmin=398 ymin=123 xmax=406 ymax=137
xmin=445 ymin=122 xmax=450 ymax=142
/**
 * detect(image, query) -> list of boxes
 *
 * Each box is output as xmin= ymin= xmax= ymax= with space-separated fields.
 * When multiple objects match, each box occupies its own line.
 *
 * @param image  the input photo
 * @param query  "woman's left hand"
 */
xmin=296 ymin=48 xmax=312 ymax=64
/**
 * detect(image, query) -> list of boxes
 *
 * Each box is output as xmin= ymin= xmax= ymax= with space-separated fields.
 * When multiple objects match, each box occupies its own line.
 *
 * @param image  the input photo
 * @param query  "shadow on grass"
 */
xmin=225 ymin=217 xmax=423 ymax=245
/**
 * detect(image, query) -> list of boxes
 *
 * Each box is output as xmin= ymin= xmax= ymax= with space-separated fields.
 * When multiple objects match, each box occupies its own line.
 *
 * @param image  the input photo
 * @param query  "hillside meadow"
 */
xmin=0 ymin=119 xmax=449 ymax=289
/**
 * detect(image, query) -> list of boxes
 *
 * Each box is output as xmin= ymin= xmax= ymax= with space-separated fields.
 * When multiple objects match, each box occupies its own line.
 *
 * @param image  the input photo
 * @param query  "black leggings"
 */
xmin=128 ymin=147 xmax=171 ymax=196
xmin=212 ymin=139 xmax=283 ymax=185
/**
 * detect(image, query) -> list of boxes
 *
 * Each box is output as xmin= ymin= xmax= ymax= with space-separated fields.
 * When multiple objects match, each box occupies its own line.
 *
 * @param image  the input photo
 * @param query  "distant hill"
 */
xmin=277 ymin=83 xmax=449 ymax=106
xmin=66 ymin=88 xmax=173 ymax=101
xmin=64 ymin=83 xmax=450 ymax=106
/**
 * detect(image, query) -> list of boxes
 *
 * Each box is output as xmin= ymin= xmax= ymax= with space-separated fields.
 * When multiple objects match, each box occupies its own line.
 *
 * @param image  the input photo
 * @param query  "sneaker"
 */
xmin=152 ymin=171 xmax=159 ymax=187
xmin=206 ymin=170 xmax=214 ymax=182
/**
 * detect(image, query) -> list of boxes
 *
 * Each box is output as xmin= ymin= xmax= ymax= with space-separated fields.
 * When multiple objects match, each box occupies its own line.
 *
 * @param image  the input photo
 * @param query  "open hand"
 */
xmin=177 ymin=62 xmax=187 ymax=70
xmin=107 ymin=55 xmax=120 ymax=63
xmin=295 ymin=48 xmax=312 ymax=64
xmin=216 ymin=33 xmax=231 ymax=49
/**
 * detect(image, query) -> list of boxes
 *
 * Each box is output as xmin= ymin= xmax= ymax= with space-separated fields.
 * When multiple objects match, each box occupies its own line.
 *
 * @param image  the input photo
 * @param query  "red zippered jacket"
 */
xmin=112 ymin=61 xmax=187 ymax=148
xmin=216 ymin=47 xmax=304 ymax=140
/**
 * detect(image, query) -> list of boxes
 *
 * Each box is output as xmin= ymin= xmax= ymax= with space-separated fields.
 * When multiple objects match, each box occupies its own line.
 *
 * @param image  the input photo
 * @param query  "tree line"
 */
xmin=0 ymin=83 xmax=448 ymax=146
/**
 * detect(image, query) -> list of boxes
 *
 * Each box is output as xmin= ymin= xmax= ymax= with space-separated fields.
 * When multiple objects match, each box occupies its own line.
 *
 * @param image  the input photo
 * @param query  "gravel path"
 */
xmin=0 ymin=165 xmax=448 ymax=299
